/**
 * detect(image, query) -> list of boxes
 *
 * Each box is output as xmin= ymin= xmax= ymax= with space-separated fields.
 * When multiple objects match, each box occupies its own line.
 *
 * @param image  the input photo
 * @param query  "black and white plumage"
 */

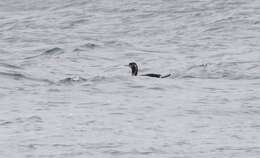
xmin=128 ymin=62 xmax=171 ymax=78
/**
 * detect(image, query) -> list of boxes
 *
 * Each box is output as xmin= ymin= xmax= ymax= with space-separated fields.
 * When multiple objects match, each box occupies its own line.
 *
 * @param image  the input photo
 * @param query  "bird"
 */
xmin=128 ymin=62 xmax=171 ymax=78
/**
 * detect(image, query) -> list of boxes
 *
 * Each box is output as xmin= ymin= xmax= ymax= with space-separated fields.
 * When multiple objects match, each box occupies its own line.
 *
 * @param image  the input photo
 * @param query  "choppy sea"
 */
xmin=0 ymin=0 xmax=260 ymax=157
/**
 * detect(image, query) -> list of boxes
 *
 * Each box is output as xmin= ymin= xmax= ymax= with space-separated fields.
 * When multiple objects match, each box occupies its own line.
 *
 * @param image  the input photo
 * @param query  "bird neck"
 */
xmin=131 ymin=68 xmax=138 ymax=76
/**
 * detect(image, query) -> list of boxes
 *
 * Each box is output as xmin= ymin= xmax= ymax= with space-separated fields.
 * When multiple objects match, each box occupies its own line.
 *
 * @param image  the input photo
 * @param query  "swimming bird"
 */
xmin=128 ymin=62 xmax=171 ymax=78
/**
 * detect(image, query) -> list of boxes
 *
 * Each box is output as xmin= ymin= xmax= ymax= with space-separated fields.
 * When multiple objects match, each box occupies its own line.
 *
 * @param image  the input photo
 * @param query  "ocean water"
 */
xmin=0 ymin=0 xmax=260 ymax=157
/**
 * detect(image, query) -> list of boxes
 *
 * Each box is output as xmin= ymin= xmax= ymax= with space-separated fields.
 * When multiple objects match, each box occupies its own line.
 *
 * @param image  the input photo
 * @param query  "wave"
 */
xmin=177 ymin=61 xmax=260 ymax=80
xmin=58 ymin=76 xmax=87 ymax=84
xmin=0 ymin=71 xmax=53 ymax=84
xmin=25 ymin=47 xmax=64 ymax=59
xmin=0 ymin=63 xmax=22 ymax=69
xmin=104 ymin=40 xmax=134 ymax=49
xmin=73 ymin=43 xmax=100 ymax=52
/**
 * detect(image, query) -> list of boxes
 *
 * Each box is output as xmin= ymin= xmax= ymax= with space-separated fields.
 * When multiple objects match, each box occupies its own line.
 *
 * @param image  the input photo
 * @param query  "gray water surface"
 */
xmin=0 ymin=0 xmax=260 ymax=157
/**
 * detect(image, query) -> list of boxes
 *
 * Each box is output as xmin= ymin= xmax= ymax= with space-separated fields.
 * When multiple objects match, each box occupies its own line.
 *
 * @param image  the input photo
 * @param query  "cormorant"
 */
xmin=128 ymin=62 xmax=171 ymax=78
